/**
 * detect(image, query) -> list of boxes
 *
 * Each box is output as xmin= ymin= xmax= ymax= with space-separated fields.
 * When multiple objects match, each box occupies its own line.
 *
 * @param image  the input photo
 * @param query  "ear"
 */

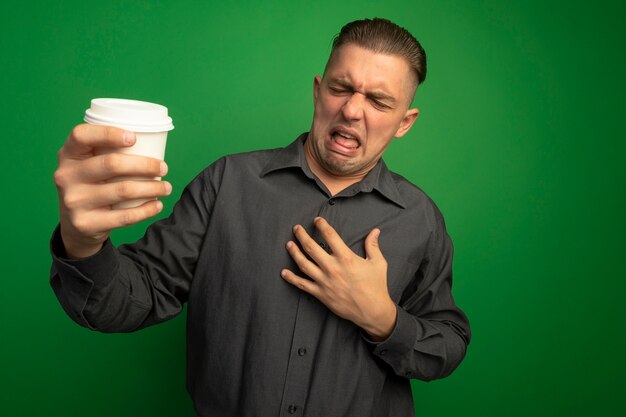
xmin=394 ymin=108 xmax=419 ymax=138
xmin=313 ymin=75 xmax=322 ymax=105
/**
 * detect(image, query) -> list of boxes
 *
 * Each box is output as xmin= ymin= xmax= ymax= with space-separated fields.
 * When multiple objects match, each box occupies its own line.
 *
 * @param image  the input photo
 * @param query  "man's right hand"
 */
xmin=53 ymin=124 xmax=172 ymax=259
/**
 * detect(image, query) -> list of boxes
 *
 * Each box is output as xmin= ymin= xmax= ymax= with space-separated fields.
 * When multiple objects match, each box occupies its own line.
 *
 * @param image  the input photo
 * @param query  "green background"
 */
xmin=1 ymin=0 xmax=624 ymax=416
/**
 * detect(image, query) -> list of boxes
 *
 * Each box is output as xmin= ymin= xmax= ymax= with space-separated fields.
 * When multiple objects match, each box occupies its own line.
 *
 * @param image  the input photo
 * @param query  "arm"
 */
xmin=367 ymin=209 xmax=470 ymax=381
xmin=50 ymin=124 xmax=213 ymax=332
xmin=50 ymin=169 xmax=213 ymax=332
xmin=281 ymin=216 xmax=470 ymax=381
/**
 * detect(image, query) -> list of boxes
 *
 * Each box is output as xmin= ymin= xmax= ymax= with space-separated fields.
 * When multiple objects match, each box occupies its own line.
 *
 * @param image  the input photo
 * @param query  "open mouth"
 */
xmin=330 ymin=128 xmax=361 ymax=153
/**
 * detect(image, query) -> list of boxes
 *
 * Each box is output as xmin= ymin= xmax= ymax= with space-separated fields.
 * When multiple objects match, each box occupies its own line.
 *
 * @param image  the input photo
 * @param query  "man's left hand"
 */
xmin=281 ymin=217 xmax=397 ymax=341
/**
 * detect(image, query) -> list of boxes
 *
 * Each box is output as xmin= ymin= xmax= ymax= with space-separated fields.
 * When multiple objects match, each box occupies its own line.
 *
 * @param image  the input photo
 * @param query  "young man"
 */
xmin=51 ymin=18 xmax=470 ymax=416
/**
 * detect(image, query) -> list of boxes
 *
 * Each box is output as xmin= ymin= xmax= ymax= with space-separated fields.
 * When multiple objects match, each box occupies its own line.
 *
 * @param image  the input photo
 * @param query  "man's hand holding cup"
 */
xmin=54 ymin=99 xmax=175 ymax=259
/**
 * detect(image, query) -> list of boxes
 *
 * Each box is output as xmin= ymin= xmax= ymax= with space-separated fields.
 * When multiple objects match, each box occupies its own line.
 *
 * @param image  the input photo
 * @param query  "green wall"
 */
xmin=2 ymin=1 xmax=624 ymax=416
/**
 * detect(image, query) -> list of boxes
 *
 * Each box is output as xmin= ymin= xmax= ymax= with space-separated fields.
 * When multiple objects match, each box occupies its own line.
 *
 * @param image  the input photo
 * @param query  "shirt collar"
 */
xmin=260 ymin=132 xmax=310 ymax=176
xmin=261 ymin=133 xmax=407 ymax=209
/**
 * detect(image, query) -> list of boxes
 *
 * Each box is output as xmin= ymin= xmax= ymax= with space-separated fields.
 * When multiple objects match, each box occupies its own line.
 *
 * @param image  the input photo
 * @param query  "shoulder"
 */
xmin=211 ymin=147 xmax=282 ymax=170
xmin=223 ymin=147 xmax=282 ymax=166
xmin=388 ymin=169 xmax=448 ymax=232
xmin=197 ymin=147 xmax=281 ymax=179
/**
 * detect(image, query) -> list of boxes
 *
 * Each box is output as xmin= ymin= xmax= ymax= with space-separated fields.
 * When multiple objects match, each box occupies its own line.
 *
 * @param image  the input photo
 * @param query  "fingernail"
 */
xmin=293 ymin=225 xmax=299 ymax=232
xmin=280 ymin=269 xmax=288 ymax=278
xmin=123 ymin=130 xmax=135 ymax=145
xmin=164 ymin=182 xmax=172 ymax=195
xmin=155 ymin=200 xmax=163 ymax=212
xmin=286 ymin=241 xmax=293 ymax=249
xmin=160 ymin=161 xmax=168 ymax=176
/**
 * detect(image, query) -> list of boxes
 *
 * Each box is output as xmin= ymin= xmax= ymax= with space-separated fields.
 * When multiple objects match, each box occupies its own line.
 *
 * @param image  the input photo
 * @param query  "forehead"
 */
xmin=325 ymin=44 xmax=413 ymax=95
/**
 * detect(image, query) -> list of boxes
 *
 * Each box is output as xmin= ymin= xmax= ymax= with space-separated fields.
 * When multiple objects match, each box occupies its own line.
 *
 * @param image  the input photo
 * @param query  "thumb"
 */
xmin=365 ymin=228 xmax=383 ymax=261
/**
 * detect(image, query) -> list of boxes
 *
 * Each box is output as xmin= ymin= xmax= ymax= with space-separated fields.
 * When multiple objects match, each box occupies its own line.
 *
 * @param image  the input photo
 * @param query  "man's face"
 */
xmin=307 ymin=43 xmax=419 ymax=178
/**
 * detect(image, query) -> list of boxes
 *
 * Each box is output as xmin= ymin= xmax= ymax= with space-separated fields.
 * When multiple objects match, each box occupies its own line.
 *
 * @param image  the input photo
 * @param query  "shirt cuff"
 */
xmin=50 ymin=225 xmax=118 ymax=284
xmin=49 ymin=225 xmax=120 ymax=327
xmin=362 ymin=305 xmax=420 ymax=378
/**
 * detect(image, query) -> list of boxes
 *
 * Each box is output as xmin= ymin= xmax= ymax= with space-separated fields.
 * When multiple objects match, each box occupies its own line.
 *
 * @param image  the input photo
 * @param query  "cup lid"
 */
xmin=84 ymin=98 xmax=174 ymax=132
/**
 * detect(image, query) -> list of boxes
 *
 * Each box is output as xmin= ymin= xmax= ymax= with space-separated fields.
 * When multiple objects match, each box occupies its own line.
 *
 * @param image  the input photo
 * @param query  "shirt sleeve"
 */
xmin=363 ymin=206 xmax=471 ymax=381
xmin=49 ymin=167 xmax=215 ymax=333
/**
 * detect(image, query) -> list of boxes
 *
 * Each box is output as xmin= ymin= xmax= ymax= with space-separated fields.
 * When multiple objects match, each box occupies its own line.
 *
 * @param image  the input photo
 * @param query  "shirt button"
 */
xmin=288 ymin=404 xmax=298 ymax=414
xmin=298 ymin=347 xmax=307 ymax=356
xmin=328 ymin=198 xmax=336 ymax=205
xmin=380 ymin=349 xmax=388 ymax=356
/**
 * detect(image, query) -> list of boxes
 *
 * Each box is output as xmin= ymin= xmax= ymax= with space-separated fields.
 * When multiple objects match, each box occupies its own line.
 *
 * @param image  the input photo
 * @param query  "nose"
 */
xmin=341 ymin=93 xmax=365 ymax=121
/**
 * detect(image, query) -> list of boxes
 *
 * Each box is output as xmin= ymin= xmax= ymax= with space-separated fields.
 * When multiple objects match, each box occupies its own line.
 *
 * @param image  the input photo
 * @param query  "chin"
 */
xmin=320 ymin=156 xmax=360 ymax=176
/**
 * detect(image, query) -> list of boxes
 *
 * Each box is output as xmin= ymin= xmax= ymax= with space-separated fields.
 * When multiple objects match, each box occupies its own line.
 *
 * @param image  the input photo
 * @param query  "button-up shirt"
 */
xmin=50 ymin=133 xmax=471 ymax=417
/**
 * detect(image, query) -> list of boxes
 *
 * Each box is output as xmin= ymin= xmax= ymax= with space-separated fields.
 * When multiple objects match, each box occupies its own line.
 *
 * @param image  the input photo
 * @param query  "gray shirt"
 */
xmin=50 ymin=133 xmax=471 ymax=417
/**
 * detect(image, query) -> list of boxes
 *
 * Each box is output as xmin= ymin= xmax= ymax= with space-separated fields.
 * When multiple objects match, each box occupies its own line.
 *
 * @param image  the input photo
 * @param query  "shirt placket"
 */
xmin=279 ymin=196 xmax=340 ymax=417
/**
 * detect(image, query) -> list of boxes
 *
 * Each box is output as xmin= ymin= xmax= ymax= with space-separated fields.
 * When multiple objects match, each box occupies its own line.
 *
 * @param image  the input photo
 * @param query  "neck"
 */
xmin=303 ymin=136 xmax=368 ymax=196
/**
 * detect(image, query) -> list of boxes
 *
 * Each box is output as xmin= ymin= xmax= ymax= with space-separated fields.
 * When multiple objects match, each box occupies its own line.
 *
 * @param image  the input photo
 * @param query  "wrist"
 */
xmin=60 ymin=227 xmax=105 ymax=260
xmin=63 ymin=240 xmax=104 ymax=259
xmin=363 ymin=300 xmax=397 ymax=342
xmin=65 ymin=244 xmax=104 ymax=260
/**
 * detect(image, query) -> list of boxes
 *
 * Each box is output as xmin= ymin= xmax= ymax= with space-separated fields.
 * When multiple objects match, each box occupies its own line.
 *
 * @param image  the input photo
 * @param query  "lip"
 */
xmin=327 ymin=125 xmax=362 ymax=156
xmin=332 ymin=126 xmax=361 ymax=144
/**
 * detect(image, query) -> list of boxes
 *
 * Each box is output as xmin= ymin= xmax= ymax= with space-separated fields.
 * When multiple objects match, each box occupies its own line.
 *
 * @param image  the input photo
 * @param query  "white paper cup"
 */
xmin=84 ymin=98 xmax=174 ymax=209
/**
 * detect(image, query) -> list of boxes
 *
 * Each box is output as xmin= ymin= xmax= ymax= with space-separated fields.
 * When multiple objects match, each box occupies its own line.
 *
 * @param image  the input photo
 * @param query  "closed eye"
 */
xmin=329 ymin=86 xmax=351 ymax=95
xmin=370 ymin=99 xmax=391 ymax=110
xmin=328 ymin=81 xmax=395 ymax=110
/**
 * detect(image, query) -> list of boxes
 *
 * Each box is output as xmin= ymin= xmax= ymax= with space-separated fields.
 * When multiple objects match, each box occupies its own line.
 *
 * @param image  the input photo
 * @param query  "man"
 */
xmin=51 ymin=18 xmax=470 ymax=416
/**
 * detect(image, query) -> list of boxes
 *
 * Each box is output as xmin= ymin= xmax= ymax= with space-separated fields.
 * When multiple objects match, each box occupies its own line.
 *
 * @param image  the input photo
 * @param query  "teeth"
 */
xmin=336 ymin=131 xmax=356 ymax=139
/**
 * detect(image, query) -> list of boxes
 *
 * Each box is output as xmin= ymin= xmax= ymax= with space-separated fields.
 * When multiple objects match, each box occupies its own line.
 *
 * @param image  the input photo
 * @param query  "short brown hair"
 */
xmin=329 ymin=18 xmax=427 ymax=88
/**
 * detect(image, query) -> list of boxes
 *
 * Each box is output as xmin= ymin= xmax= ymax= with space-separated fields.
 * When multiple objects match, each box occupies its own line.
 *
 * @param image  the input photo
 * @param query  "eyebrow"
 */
xmin=331 ymin=78 xmax=397 ymax=103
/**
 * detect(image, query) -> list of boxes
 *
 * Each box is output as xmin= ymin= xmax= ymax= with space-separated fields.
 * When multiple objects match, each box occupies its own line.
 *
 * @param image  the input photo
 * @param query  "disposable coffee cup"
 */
xmin=84 ymin=98 xmax=174 ymax=209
